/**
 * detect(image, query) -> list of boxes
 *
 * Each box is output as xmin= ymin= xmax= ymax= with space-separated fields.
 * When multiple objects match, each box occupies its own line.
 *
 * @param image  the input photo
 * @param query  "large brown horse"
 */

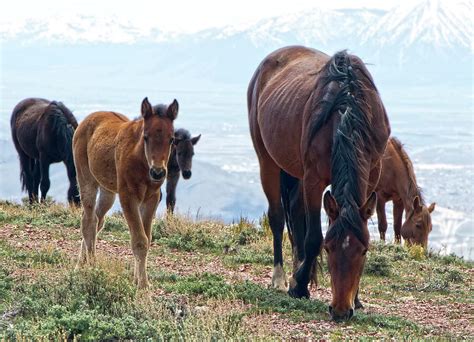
xmin=376 ymin=137 xmax=435 ymax=248
xmin=10 ymin=98 xmax=80 ymax=205
xmin=248 ymin=46 xmax=390 ymax=321
xmin=73 ymin=98 xmax=178 ymax=288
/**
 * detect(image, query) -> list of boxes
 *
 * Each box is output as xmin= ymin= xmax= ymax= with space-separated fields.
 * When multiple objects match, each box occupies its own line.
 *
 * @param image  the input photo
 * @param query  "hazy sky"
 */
xmin=1 ymin=0 xmax=415 ymax=33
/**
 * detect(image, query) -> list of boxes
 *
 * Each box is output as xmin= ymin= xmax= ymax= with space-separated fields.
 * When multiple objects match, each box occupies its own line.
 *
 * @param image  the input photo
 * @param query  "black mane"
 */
xmin=309 ymin=50 xmax=379 ymax=244
xmin=174 ymin=128 xmax=191 ymax=140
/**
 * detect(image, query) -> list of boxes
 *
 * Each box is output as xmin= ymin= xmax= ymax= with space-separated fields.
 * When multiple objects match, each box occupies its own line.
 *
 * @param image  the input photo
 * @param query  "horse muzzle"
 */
xmin=149 ymin=167 xmax=166 ymax=182
xmin=182 ymin=170 xmax=192 ymax=179
xmin=329 ymin=305 xmax=354 ymax=322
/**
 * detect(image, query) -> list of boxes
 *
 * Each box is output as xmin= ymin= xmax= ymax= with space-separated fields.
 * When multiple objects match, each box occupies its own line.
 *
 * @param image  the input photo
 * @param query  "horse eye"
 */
xmin=144 ymin=135 xmax=149 ymax=142
xmin=416 ymin=223 xmax=422 ymax=229
xmin=362 ymin=249 xmax=368 ymax=256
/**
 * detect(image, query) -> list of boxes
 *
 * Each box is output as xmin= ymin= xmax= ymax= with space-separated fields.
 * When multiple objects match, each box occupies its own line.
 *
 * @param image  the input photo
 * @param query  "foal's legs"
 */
xmin=165 ymin=172 xmax=179 ymax=213
xmin=96 ymin=188 xmax=116 ymax=233
xmin=39 ymin=154 xmax=51 ymax=202
xmin=77 ymin=182 xmax=99 ymax=265
xmin=376 ymin=195 xmax=388 ymax=241
xmin=393 ymin=199 xmax=404 ymax=243
xmin=140 ymin=193 xmax=160 ymax=247
xmin=120 ymin=194 xmax=150 ymax=288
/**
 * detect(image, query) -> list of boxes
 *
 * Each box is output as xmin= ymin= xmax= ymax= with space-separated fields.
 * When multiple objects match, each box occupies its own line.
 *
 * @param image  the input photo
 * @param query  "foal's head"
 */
xmin=401 ymin=196 xmax=435 ymax=248
xmin=323 ymin=191 xmax=377 ymax=321
xmin=173 ymin=129 xmax=201 ymax=179
xmin=141 ymin=97 xmax=178 ymax=183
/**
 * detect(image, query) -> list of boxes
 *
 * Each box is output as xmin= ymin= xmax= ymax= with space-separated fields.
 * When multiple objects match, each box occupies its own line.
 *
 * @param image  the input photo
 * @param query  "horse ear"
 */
xmin=141 ymin=97 xmax=153 ymax=119
xmin=191 ymin=134 xmax=201 ymax=145
xmin=167 ymin=99 xmax=179 ymax=120
xmin=323 ymin=190 xmax=339 ymax=222
xmin=428 ymin=202 xmax=436 ymax=213
xmin=413 ymin=196 xmax=422 ymax=214
xmin=360 ymin=192 xmax=377 ymax=220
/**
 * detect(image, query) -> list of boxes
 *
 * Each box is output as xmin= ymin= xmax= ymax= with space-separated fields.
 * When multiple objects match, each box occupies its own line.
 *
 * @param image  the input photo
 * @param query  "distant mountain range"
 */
xmin=2 ymin=0 xmax=472 ymax=87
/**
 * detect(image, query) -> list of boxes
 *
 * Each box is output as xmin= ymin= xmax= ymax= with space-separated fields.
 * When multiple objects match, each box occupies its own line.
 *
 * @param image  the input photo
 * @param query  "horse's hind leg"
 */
xmin=39 ymin=155 xmax=51 ymax=202
xmin=259 ymin=161 xmax=287 ymax=292
xmin=96 ymin=188 xmax=116 ymax=233
xmin=376 ymin=195 xmax=388 ymax=241
xmin=32 ymin=160 xmax=41 ymax=201
xmin=77 ymin=181 xmax=99 ymax=265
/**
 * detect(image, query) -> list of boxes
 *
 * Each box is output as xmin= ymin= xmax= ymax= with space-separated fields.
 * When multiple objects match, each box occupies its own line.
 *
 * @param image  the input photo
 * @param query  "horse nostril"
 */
xmin=149 ymin=168 xmax=166 ymax=181
xmin=182 ymin=170 xmax=192 ymax=179
xmin=348 ymin=308 xmax=354 ymax=319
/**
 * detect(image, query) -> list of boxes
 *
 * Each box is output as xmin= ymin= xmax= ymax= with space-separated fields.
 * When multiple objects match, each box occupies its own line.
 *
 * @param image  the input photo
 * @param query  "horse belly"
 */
xmin=257 ymin=78 xmax=312 ymax=178
xmin=88 ymin=132 xmax=119 ymax=193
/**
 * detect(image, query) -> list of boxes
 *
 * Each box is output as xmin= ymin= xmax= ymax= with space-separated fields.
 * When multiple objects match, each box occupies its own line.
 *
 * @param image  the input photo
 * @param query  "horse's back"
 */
xmin=11 ymin=98 xmax=52 ymax=158
xmin=73 ymin=111 xmax=130 ymax=192
xmin=248 ymin=46 xmax=329 ymax=178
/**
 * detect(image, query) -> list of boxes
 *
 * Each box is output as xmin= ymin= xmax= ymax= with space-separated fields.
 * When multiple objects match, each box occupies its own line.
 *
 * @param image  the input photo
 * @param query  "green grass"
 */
xmin=0 ymin=201 xmax=472 ymax=339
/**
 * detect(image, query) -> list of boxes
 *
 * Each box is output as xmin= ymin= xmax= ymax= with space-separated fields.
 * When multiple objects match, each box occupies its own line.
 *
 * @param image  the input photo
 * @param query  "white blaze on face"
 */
xmin=342 ymin=236 xmax=350 ymax=250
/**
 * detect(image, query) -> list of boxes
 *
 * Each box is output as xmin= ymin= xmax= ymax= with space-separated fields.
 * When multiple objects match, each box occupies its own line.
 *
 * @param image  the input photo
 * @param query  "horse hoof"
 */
xmin=288 ymin=285 xmax=310 ymax=299
xmin=355 ymin=300 xmax=364 ymax=310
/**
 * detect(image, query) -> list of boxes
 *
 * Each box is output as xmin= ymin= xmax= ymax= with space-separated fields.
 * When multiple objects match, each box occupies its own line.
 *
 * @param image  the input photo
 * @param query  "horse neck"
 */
xmin=128 ymin=120 xmax=149 ymax=169
xmin=168 ymin=145 xmax=179 ymax=172
xmin=390 ymin=143 xmax=423 ymax=213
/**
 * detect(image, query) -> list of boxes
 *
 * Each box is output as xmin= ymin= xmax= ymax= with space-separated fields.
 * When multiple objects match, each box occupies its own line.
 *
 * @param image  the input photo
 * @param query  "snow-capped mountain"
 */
xmin=1 ymin=0 xmax=471 ymax=87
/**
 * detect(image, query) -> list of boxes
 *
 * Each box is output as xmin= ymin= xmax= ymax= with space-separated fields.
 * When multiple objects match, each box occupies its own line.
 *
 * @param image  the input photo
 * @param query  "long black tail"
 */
xmin=47 ymin=102 xmax=76 ymax=163
xmin=10 ymin=102 xmax=32 ymax=192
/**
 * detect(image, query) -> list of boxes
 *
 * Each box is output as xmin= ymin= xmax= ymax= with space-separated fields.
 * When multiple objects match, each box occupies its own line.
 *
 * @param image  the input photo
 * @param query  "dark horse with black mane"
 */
xmin=164 ymin=128 xmax=201 ymax=213
xmin=248 ymin=46 xmax=390 ymax=321
xmin=10 ymin=98 xmax=80 ymax=205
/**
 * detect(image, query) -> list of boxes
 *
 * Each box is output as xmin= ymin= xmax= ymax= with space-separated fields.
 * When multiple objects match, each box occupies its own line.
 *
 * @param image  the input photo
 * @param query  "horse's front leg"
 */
xmin=64 ymin=159 xmax=80 ymax=206
xmin=120 ymin=193 xmax=150 ymax=289
xmin=288 ymin=179 xmax=325 ymax=299
xmin=165 ymin=172 xmax=179 ymax=214
xmin=140 ymin=193 xmax=160 ymax=247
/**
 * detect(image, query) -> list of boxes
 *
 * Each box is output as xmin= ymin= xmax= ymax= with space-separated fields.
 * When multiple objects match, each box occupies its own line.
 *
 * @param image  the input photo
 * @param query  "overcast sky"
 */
xmin=1 ymin=0 xmax=415 ymax=33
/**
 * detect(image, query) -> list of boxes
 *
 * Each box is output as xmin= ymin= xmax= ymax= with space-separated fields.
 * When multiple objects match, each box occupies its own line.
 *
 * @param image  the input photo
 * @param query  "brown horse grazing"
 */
xmin=10 ymin=98 xmax=80 ymax=205
xmin=248 ymin=46 xmax=390 ymax=321
xmin=376 ymin=137 xmax=435 ymax=248
xmin=164 ymin=128 xmax=201 ymax=213
xmin=73 ymin=97 xmax=178 ymax=288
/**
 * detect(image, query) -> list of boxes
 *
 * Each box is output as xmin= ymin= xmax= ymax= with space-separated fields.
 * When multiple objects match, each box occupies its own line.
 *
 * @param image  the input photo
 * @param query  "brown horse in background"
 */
xmin=376 ymin=137 xmax=435 ymax=248
xmin=10 ymin=98 xmax=80 ymax=205
xmin=73 ymin=97 xmax=178 ymax=288
xmin=248 ymin=46 xmax=390 ymax=321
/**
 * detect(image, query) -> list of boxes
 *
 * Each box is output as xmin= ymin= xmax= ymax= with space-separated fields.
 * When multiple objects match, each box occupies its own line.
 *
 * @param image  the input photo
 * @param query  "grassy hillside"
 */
xmin=0 ymin=200 xmax=472 ymax=340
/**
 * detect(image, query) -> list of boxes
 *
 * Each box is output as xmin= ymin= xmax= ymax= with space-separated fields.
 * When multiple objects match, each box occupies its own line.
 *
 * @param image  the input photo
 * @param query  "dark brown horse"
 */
xmin=164 ymin=128 xmax=201 ymax=213
xmin=248 ymin=46 xmax=390 ymax=321
xmin=376 ymin=137 xmax=435 ymax=248
xmin=10 ymin=98 xmax=80 ymax=205
xmin=73 ymin=97 xmax=177 ymax=288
